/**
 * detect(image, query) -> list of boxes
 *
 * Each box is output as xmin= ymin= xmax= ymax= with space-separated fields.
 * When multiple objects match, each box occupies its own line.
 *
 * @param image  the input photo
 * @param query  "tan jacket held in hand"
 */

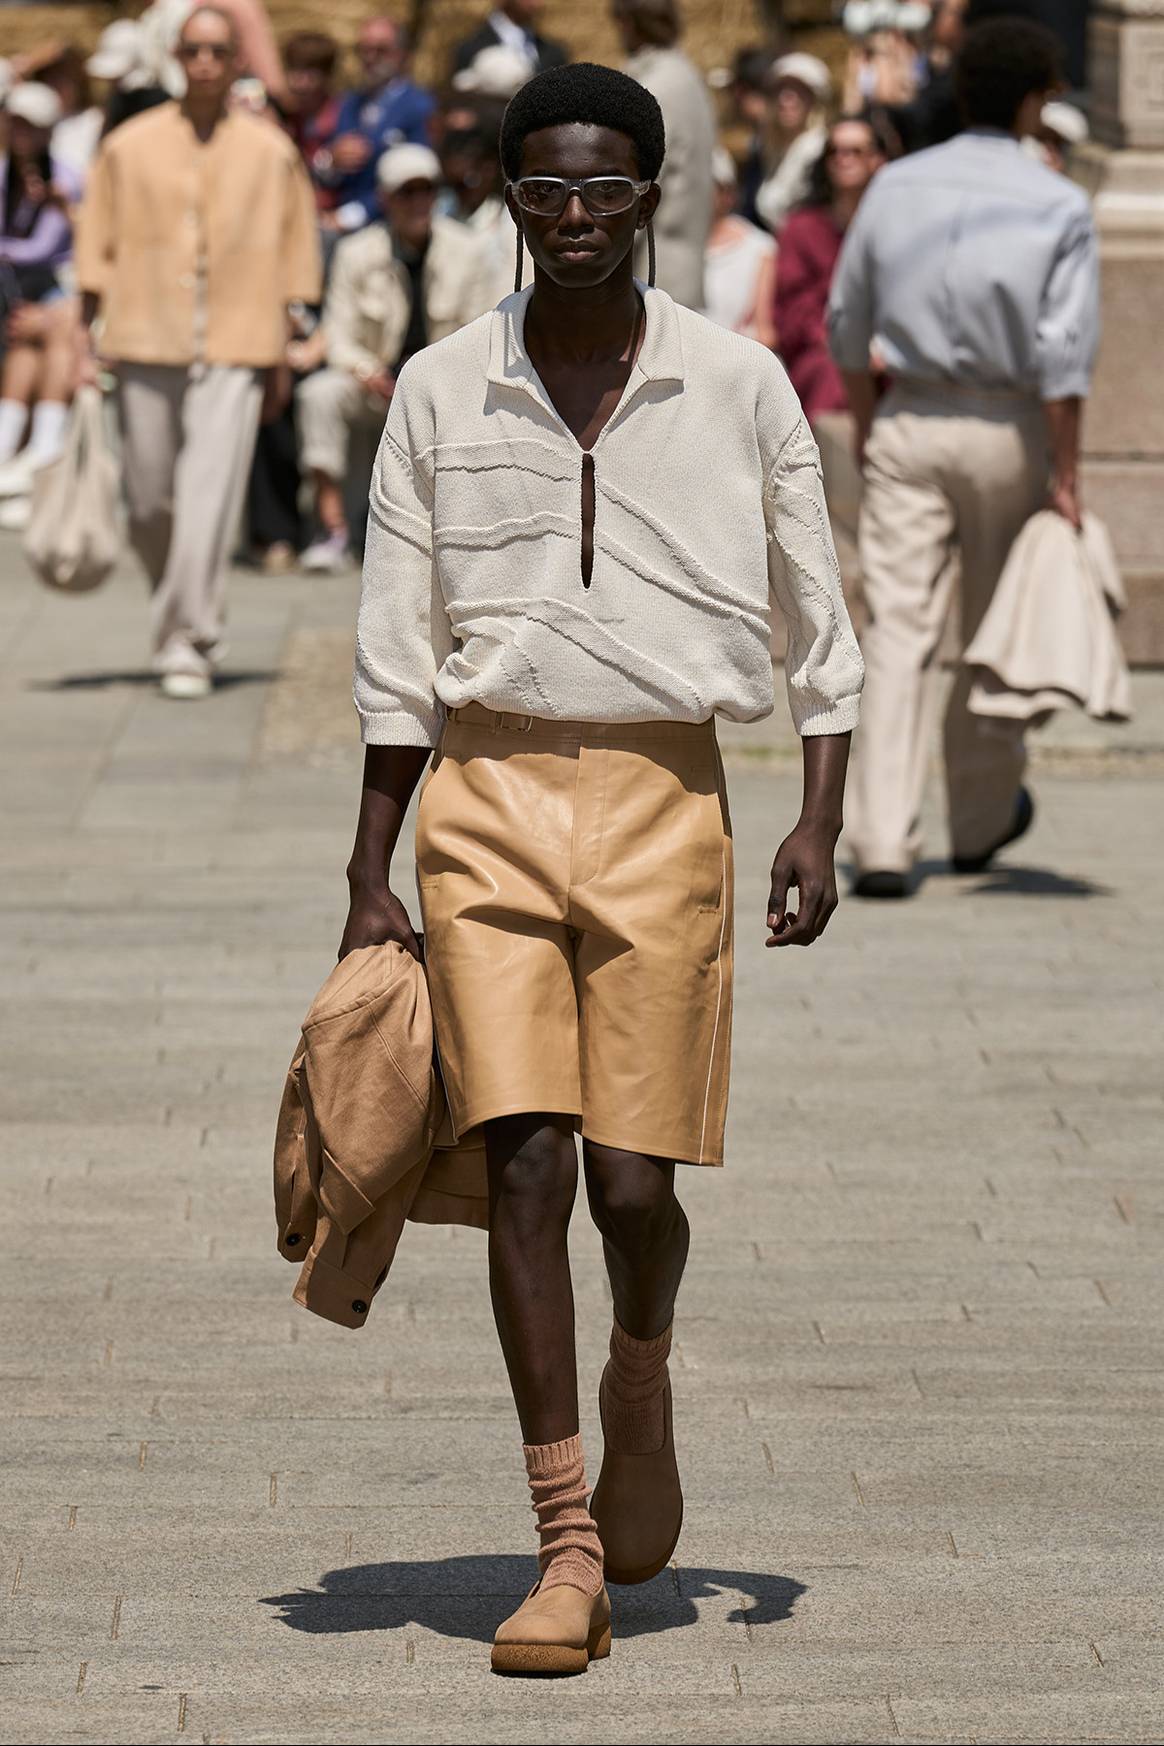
xmin=75 ymin=102 xmax=322 ymax=369
xmin=964 ymin=510 xmax=1132 ymax=729
xmin=273 ymin=943 xmax=486 ymax=1330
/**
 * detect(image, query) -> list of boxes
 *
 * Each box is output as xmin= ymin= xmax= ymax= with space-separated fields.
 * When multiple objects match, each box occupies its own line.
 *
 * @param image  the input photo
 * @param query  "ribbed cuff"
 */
xmin=523 ymin=1432 xmax=583 ymax=1476
xmin=358 ymin=707 xmax=442 ymax=748
xmin=794 ymin=692 xmax=862 ymax=737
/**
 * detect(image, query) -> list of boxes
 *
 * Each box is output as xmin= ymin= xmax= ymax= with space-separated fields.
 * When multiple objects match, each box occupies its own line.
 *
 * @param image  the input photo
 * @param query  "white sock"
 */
xmin=0 ymin=400 xmax=27 ymax=464
xmin=26 ymin=400 xmax=70 ymax=464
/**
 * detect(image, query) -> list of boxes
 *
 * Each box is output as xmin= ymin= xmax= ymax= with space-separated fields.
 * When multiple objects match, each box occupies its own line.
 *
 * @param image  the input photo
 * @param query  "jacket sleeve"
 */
xmin=355 ymin=374 xmax=451 ymax=747
xmin=772 ymin=213 xmax=822 ymax=370
xmin=281 ymin=147 xmax=323 ymax=307
xmin=72 ymin=142 xmax=115 ymax=297
xmin=322 ymin=238 xmax=382 ymax=378
xmin=760 ymin=365 xmax=865 ymax=735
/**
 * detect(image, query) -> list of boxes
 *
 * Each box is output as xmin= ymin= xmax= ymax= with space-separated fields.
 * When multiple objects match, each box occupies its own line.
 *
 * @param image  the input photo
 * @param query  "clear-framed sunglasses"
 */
xmin=508 ymin=176 xmax=651 ymax=218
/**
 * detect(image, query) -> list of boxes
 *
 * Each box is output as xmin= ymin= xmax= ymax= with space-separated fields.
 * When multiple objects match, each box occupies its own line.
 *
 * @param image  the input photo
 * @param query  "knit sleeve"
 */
xmin=354 ymin=379 xmax=450 ymax=747
xmin=761 ymin=381 xmax=864 ymax=736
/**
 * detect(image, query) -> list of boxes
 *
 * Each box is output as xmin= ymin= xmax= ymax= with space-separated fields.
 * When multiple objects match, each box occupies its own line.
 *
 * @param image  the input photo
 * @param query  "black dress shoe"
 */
xmin=852 ymin=870 xmax=909 ymax=899
xmin=952 ymin=787 xmax=1035 ymax=875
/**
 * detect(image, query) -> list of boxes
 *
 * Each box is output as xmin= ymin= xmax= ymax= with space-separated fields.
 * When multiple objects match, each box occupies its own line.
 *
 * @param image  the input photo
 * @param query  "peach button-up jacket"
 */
xmin=75 ymin=102 xmax=322 ymax=370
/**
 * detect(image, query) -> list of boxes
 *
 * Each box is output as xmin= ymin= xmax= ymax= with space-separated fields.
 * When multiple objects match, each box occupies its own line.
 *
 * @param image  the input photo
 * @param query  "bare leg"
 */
xmin=312 ymin=469 xmax=347 ymax=536
xmin=583 ymin=1143 xmax=690 ymax=1337
xmin=38 ymin=299 xmax=79 ymax=404
xmin=1 ymin=340 xmax=42 ymax=408
xmin=486 ymin=1112 xmax=581 ymax=1445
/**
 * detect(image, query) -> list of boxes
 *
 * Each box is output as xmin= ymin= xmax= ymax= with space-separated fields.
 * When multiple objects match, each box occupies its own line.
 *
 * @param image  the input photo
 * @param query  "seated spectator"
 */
xmin=755 ymin=52 xmax=831 ymax=233
xmin=704 ymin=146 xmax=776 ymax=347
xmin=281 ymin=32 xmax=343 ymax=233
xmin=297 ymin=143 xmax=495 ymax=572
xmin=25 ymin=44 xmax=104 ymax=182
xmin=0 ymin=82 xmax=81 ymax=505
xmin=773 ymin=113 xmax=887 ymax=422
xmin=452 ymin=1 xmax=568 ymax=79
xmin=326 ymin=18 xmax=436 ymax=238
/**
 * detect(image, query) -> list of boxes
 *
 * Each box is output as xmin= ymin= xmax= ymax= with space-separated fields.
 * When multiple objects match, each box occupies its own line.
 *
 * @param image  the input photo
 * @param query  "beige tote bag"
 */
xmin=24 ymin=387 xmax=120 ymax=593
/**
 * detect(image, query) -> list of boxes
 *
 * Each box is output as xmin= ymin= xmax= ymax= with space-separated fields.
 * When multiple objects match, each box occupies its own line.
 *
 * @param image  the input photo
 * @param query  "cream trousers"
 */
xmin=296 ymin=367 xmax=388 ymax=484
xmin=847 ymin=383 xmax=1048 ymax=873
xmin=117 ymin=363 xmax=263 ymax=676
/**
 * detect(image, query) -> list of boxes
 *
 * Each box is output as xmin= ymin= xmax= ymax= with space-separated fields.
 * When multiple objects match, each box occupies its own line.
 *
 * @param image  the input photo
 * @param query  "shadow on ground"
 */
xmin=261 ymin=1556 xmax=806 ymax=1644
xmin=848 ymin=858 xmax=1109 ymax=900
xmin=29 ymin=668 xmax=279 ymax=692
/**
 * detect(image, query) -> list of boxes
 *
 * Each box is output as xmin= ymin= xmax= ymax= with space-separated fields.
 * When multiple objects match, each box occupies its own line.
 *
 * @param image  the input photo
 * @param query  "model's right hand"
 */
xmin=338 ymin=882 xmax=422 ymax=963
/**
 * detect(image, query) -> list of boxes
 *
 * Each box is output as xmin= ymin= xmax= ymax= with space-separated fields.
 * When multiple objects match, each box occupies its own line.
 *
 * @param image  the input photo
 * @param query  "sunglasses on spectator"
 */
xmin=179 ymin=40 xmax=232 ymax=61
xmin=509 ymin=176 xmax=651 ymax=218
xmin=825 ymin=143 xmax=872 ymax=159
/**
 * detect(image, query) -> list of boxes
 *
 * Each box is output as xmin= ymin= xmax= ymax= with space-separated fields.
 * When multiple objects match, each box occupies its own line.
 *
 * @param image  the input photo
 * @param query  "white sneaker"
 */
xmin=159 ymin=671 xmax=213 ymax=700
xmin=300 ymin=529 xmax=351 ymax=574
xmin=0 ymin=452 xmax=37 ymax=499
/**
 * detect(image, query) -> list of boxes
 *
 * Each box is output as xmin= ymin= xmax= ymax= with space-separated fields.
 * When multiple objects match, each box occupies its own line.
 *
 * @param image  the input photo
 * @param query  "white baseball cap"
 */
xmin=452 ymin=44 xmax=533 ymax=100
xmin=770 ymin=52 xmax=832 ymax=103
xmin=87 ymin=20 xmax=146 ymax=84
xmin=377 ymin=142 xmax=443 ymax=194
xmin=5 ymin=82 xmax=63 ymax=130
xmin=1040 ymin=100 xmax=1089 ymax=146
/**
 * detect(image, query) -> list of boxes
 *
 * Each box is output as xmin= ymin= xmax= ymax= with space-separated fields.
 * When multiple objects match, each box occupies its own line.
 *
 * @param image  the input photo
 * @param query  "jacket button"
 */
xmin=285 ymin=1233 xmax=301 ymax=1246
xmin=351 ymin=1300 xmax=368 ymax=1315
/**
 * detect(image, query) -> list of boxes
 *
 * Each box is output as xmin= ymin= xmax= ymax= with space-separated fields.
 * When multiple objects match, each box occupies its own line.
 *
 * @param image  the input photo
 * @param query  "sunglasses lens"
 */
xmin=517 ymin=179 xmax=566 ymax=215
xmin=582 ymin=179 xmax=635 ymax=214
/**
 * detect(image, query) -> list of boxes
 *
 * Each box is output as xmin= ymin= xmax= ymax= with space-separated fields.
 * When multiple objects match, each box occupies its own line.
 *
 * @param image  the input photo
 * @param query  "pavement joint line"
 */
xmin=885 ymin=1692 xmax=902 ymax=1738
xmin=176 ymin=1691 xmax=188 ymax=1733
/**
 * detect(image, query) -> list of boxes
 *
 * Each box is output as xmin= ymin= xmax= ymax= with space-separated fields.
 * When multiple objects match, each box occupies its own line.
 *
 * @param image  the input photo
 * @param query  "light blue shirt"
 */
xmin=827 ymin=130 xmax=1100 ymax=401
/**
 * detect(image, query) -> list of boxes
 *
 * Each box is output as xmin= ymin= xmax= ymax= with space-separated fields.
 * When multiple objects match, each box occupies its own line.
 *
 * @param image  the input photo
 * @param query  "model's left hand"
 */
xmin=766 ymin=821 xmax=840 ymax=948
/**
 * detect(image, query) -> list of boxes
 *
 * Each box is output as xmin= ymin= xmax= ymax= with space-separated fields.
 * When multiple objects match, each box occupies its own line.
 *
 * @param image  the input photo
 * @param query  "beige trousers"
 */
xmin=847 ymin=384 xmax=1048 ymax=873
xmin=296 ymin=367 xmax=388 ymax=482
xmin=117 ymin=363 xmax=263 ymax=676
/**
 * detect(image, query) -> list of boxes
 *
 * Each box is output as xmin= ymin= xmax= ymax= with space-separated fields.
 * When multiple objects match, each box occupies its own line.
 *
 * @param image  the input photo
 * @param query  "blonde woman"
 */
xmin=754 ymin=51 xmax=830 ymax=233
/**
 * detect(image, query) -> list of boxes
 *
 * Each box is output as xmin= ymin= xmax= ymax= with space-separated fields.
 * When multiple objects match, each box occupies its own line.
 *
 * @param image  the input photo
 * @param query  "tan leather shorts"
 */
xmin=415 ymin=703 xmax=734 ymax=1166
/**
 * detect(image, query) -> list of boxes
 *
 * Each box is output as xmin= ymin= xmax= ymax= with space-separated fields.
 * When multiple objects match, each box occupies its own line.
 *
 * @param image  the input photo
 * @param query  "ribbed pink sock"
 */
xmin=522 ymin=1432 xmax=604 ymax=1594
xmin=602 ymin=1318 xmax=672 ymax=1454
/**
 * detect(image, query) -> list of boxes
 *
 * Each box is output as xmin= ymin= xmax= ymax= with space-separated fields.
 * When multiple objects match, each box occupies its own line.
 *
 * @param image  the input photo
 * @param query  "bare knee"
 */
xmin=487 ymin=1113 xmax=577 ymax=1240
xmin=585 ymin=1148 xmax=680 ymax=1255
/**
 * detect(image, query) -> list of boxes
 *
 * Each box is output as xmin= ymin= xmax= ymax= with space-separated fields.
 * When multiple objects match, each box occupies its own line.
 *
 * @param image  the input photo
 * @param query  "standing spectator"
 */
xmin=890 ymin=0 xmax=967 ymax=152
xmin=726 ymin=46 xmax=776 ymax=226
xmin=452 ymin=2 xmax=568 ymax=79
xmin=614 ymin=0 xmax=715 ymax=309
xmin=297 ymin=143 xmax=494 ymax=573
xmin=774 ymin=113 xmax=887 ymax=421
xmin=0 ymin=83 xmax=81 ymax=502
xmin=74 ymin=7 xmax=321 ymax=699
xmin=754 ymin=52 xmax=831 ymax=233
xmin=828 ymin=19 xmax=1100 ymax=894
xmin=1030 ymin=98 xmax=1088 ymax=174
xmin=326 ymin=18 xmax=436 ymax=238
xmin=282 ymin=30 xmax=342 ymax=227
xmin=445 ymin=45 xmax=534 ymax=301
xmin=703 ymin=146 xmax=776 ymax=346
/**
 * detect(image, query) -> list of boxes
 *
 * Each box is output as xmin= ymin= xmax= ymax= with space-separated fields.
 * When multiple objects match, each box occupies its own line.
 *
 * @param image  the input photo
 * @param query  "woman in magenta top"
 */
xmin=773 ymin=114 xmax=888 ymax=422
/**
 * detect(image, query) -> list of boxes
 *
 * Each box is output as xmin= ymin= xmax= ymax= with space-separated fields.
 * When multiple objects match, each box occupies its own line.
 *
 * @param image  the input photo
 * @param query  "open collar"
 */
xmin=486 ymin=282 xmax=686 ymax=414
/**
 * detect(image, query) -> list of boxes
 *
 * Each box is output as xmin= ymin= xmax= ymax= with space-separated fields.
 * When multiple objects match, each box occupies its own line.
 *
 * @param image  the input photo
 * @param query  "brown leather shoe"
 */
xmin=491 ymin=1582 xmax=611 ymax=1676
xmin=590 ymin=1366 xmax=683 ymax=1585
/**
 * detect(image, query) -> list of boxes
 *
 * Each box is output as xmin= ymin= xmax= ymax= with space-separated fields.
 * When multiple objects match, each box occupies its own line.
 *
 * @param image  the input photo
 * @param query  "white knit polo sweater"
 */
xmin=355 ymin=284 xmax=863 ymax=745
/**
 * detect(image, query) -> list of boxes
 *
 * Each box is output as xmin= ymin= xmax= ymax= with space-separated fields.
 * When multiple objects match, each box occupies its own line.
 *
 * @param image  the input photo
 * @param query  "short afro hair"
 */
xmin=499 ymin=62 xmax=666 ymax=183
xmin=954 ymin=17 xmax=1062 ymax=130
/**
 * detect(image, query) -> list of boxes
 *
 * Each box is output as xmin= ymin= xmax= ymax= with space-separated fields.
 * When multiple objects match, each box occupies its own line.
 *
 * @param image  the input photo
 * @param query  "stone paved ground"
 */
xmin=1 ymin=541 xmax=1162 ymax=1746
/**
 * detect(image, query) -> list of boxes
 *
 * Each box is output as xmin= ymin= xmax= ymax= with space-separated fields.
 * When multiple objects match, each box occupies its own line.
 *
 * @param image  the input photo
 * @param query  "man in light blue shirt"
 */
xmin=828 ymin=17 xmax=1100 ymax=896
